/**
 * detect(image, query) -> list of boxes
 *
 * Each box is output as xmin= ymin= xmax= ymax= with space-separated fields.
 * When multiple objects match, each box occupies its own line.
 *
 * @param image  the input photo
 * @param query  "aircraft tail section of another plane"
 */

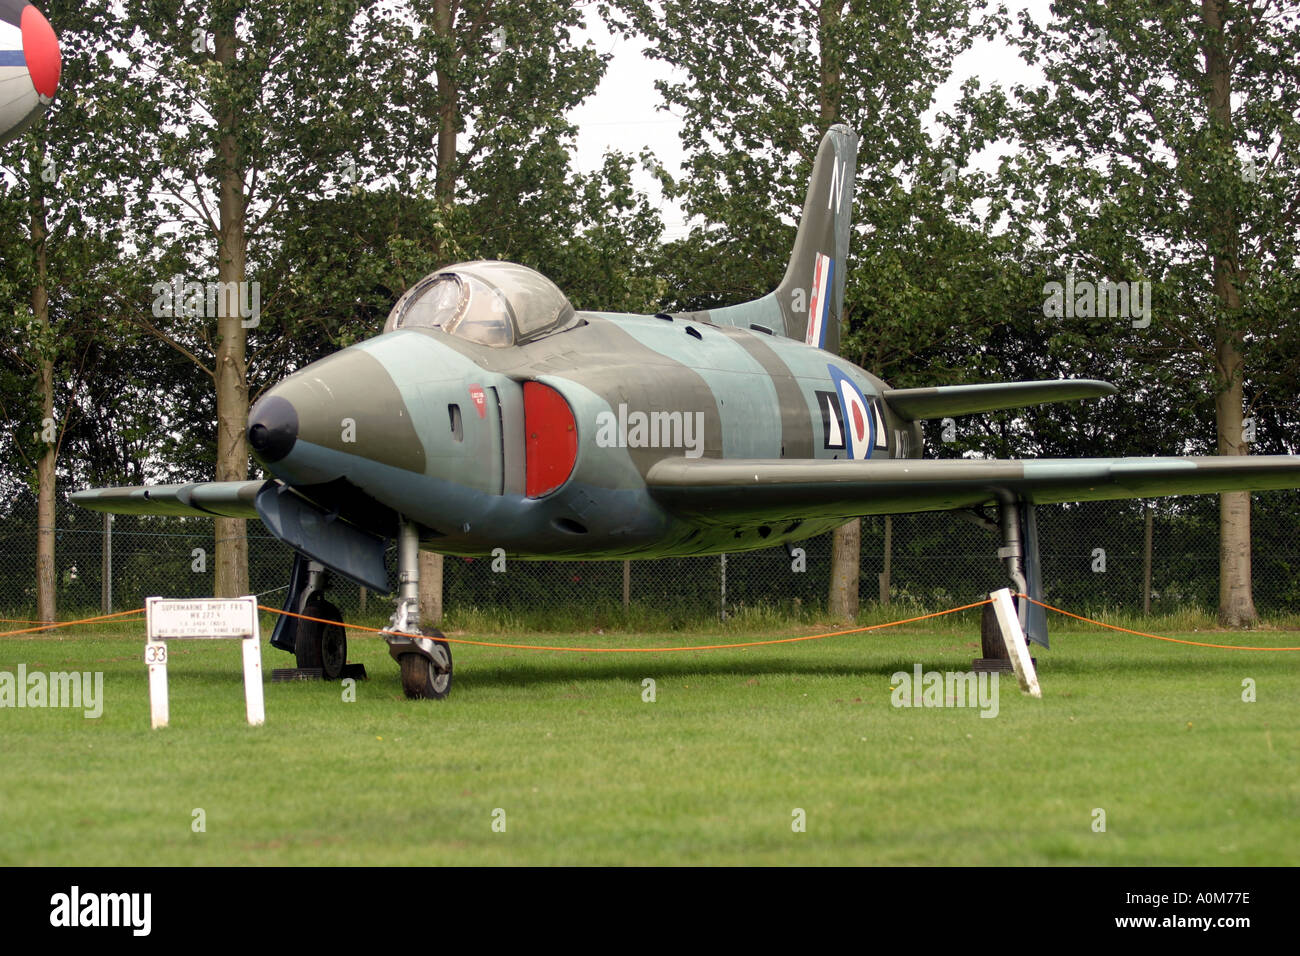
xmin=677 ymin=124 xmax=858 ymax=355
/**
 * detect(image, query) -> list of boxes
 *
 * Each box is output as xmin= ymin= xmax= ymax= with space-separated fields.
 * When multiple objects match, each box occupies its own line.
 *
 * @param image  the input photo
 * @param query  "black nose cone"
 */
xmin=247 ymin=395 xmax=298 ymax=463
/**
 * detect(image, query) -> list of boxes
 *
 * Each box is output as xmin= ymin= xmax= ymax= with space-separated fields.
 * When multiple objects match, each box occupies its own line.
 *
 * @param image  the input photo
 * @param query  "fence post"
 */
xmin=101 ymin=513 xmax=113 ymax=614
xmin=720 ymin=553 xmax=727 ymax=621
xmin=1142 ymin=503 xmax=1153 ymax=614
xmin=878 ymin=515 xmax=892 ymax=605
xmin=622 ymin=560 xmax=630 ymax=609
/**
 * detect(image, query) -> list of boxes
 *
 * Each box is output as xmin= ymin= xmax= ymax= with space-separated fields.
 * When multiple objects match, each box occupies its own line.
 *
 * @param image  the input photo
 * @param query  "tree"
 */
xmin=259 ymin=0 xmax=665 ymax=357
xmin=1000 ymin=0 xmax=1300 ymax=625
xmin=0 ymin=0 xmax=148 ymax=621
xmin=104 ymin=0 xmax=404 ymax=596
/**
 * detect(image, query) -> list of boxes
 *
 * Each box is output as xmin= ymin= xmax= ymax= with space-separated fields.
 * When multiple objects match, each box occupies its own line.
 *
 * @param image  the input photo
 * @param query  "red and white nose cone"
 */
xmin=0 ymin=1 xmax=60 ymax=144
xmin=20 ymin=3 xmax=59 ymax=97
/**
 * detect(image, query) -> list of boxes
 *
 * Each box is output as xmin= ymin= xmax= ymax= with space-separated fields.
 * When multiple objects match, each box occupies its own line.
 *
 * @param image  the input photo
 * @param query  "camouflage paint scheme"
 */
xmin=233 ymin=300 xmax=904 ymax=558
xmin=73 ymin=125 xmax=1300 ymax=574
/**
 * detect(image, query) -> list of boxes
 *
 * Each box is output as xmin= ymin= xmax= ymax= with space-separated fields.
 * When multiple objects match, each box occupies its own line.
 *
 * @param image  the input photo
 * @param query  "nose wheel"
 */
xmin=383 ymin=515 xmax=455 ymax=699
xmin=398 ymin=635 xmax=453 ymax=700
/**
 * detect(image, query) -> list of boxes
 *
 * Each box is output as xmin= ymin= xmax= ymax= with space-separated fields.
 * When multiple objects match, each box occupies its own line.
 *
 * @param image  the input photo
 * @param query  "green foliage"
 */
xmin=0 ymin=0 xmax=178 ymax=498
xmin=992 ymin=0 xmax=1300 ymax=437
xmin=609 ymin=0 xmax=1016 ymax=380
xmin=1 ymin=1 xmax=1298 ymax=626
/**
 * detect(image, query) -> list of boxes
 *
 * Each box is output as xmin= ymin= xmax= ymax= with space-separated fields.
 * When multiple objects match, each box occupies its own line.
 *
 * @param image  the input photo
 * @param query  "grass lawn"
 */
xmin=1 ymin=609 xmax=1297 ymax=865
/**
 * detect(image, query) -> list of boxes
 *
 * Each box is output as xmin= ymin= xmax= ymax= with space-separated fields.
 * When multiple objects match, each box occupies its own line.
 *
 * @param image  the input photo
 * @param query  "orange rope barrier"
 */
xmin=5 ymin=595 xmax=1295 ymax=654
xmin=0 ymin=607 xmax=144 ymax=639
xmin=1017 ymin=595 xmax=1300 ymax=651
xmin=257 ymin=600 xmax=994 ymax=653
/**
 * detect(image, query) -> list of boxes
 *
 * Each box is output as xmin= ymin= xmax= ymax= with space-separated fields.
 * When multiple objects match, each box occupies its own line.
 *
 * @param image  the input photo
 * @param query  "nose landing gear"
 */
xmin=383 ymin=517 xmax=454 ymax=700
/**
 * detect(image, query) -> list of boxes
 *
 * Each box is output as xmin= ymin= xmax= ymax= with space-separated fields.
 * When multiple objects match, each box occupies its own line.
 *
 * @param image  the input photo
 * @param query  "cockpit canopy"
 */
xmin=383 ymin=260 xmax=577 ymax=347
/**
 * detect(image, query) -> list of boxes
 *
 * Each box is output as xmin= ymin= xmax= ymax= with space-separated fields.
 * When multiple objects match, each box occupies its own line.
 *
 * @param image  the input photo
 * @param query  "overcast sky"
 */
xmin=567 ymin=2 xmax=1051 ymax=240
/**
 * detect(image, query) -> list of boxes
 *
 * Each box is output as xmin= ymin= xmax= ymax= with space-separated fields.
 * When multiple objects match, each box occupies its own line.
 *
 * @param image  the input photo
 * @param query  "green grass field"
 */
xmin=2 ymin=608 xmax=1297 ymax=865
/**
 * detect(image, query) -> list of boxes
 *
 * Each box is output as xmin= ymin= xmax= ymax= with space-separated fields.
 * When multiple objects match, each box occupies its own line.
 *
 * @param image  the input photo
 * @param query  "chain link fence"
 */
xmin=3 ymin=491 xmax=1300 ymax=623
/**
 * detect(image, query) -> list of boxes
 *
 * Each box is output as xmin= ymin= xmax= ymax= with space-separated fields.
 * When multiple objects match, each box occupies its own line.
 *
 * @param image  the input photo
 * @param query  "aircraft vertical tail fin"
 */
xmin=681 ymin=125 xmax=858 ymax=355
xmin=774 ymin=124 xmax=858 ymax=355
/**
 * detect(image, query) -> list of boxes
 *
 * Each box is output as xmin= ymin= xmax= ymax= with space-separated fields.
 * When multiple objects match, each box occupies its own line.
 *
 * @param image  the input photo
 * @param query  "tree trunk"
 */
xmin=434 ymin=0 xmax=457 ymax=209
xmin=828 ymin=519 xmax=860 ymax=620
xmin=817 ymin=0 xmax=844 ymax=124
xmin=1215 ymin=374 xmax=1255 ymax=626
xmin=213 ymin=16 xmax=250 ymax=598
xmin=101 ymin=513 xmax=113 ymax=614
xmin=419 ymin=550 xmax=443 ymax=625
xmin=31 ymin=182 xmax=54 ymax=624
xmin=1202 ymin=0 xmax=1256 ymax=627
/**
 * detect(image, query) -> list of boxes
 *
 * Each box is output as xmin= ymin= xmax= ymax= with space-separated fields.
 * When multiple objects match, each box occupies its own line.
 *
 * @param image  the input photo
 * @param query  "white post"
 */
xmin=146 ymin=640 xmax=169 ymax=729
xmin=242 ymin=611 xmax=265 ymax=726
xmin=990 ymin=587 xmax=1041 ymax=698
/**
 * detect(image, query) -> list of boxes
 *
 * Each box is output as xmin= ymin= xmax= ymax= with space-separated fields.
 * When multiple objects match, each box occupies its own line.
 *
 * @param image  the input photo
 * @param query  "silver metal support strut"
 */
xmin=304 ymin=560 xmax=327 ymax=604
xmin=383 ymin=516 xmax=444 ymax=667
xmin=997 ymin=499 xmax=1030 ymax=632
xmin=390 ymin=517 xmax=420 ymax=635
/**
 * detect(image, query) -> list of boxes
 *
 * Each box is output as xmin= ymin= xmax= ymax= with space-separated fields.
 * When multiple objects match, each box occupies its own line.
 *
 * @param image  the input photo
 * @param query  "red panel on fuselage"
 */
xmin=524 ymin=382 xmax=577 ymax=498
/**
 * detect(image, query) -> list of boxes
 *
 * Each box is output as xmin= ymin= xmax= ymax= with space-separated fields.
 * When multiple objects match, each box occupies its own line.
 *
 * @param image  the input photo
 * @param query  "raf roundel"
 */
xmin=0 ymin=1 xmax=60 ymax=145
xmin=827 ymin=365 xmax=874 ymax=460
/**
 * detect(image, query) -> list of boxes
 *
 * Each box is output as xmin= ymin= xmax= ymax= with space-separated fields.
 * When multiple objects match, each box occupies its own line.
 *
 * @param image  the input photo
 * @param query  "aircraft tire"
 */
xmin=398 ymin=635 xmax=452 ymax=700
xmin=296 ymin=598 xmax=347 ymax=680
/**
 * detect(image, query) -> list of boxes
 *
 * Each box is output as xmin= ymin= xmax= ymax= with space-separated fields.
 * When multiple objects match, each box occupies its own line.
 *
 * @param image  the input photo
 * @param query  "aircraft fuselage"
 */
xmin=249 ymin=309 xmax=920 ymax=559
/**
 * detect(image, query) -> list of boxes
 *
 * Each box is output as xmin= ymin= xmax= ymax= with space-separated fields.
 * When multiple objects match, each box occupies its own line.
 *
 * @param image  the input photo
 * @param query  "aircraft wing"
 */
xmin=880 ymin=379 xmax=1117 ymax=420
xmin=70 ymin=480 xmax=271 ymax=518
xmin=72 ymin=478 xmax=390 ymax=592
xmin=645 ymin=455 xmax=1300 ymax=524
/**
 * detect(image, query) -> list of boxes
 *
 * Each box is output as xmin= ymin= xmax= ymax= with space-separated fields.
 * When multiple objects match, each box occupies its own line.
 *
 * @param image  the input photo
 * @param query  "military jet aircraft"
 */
xmin=74 ymin=125 xmax=1300 ymax=699
xmin=0 ymin=0 xmax=59 ymax=145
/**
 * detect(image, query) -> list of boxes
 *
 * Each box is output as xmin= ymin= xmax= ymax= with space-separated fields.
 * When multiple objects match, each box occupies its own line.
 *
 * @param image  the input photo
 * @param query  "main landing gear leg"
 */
xmin=975 ymin=497 xmax=1046 ymax=671
xmin=294 ymin=561 xmax=349 ymax=679
xmin=382 ymin=516 xmax=453 ymax=700
xmin=269 ymin=553 xmax=355 ymax=681
xmin=997 ymin=498 xmax=1031 ymax=634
